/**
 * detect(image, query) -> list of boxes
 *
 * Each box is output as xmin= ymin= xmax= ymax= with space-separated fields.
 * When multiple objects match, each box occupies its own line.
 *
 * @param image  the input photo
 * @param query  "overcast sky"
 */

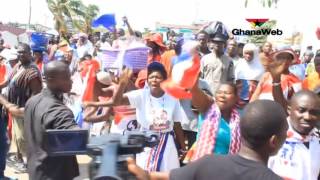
xmin=0 ymin=0 xmax=317 ymax=29
xmin=0 ymin=0 xmax=319 ymax=47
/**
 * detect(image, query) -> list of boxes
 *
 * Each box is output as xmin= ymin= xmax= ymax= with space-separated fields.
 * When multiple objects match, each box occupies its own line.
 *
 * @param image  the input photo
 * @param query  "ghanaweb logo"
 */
xmin=232 ymin=18 xmax=283 ymax=36
xmin=246 ymin=19 xmax=269 ymax=28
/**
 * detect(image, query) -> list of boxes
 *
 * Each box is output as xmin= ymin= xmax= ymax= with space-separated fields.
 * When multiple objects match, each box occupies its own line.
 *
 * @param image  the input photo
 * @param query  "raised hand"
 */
xmin=119 ymin=68 xmax=133 ymax=85
xmin=122 ymin=16 xmax=128 ymax=24
xmin=267 ymin=59 xmax=287 ymax=81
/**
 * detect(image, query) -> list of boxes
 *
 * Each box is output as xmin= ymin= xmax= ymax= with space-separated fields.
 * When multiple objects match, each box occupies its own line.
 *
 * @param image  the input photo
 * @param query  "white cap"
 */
xmin=96 ymin=71 xmax=112 ymax=86
xmin=0 ymin=49 xmax=17 ymax=62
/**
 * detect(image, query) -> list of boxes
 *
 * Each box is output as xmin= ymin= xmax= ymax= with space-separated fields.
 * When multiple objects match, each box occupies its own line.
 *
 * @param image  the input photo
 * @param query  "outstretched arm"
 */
xmin=268 ymin=61 xmax=289 ymax=113
xmin=83 ymin=69 xmax=132 ymax=108
xmin=0 ymin=95 xmax=24 ymax=117
xmin=127 ymin=157 xmax=170 ymax=180
xmin=123 ymin=16 xmax=134 ymax=36
xmin=191 ymin=81 xmax=214 ymax=114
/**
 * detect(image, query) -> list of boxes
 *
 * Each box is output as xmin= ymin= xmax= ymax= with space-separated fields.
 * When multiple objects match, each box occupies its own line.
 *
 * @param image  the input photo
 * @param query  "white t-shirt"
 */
xmin=110 ymin=105 xmax=139 ymax=134
xmin=77 ymin=41 xmax=94 ymax=58
xmin=125 ymin=88 xmax=183 ymax=133
xmin=268 ymin=123 xmax=320 ymax=180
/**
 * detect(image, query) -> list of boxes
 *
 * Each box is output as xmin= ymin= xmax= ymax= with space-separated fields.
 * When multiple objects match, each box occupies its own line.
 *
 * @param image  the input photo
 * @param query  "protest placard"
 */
xmin=98 ymin=49 xmax=120 ymax=69
xmin=123 ymin=47 xmax=150 ymax=72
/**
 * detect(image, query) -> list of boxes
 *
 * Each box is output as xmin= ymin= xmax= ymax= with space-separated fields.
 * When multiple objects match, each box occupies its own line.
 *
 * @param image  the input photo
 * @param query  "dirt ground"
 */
xmin=5 ymin=155 xmax=91 ymax=180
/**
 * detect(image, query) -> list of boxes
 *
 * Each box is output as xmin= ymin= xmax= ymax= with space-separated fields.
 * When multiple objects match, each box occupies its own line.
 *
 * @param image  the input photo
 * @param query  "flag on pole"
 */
xmin=92 ymin=14 xmax=117 ymax=32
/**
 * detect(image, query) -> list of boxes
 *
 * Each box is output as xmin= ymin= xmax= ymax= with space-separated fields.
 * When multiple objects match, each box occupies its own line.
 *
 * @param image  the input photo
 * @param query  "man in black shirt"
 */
xmin=24 ymin=61 xmax=79 ymax=180
xmin=127 ymin=100 xmax=288 ymax=180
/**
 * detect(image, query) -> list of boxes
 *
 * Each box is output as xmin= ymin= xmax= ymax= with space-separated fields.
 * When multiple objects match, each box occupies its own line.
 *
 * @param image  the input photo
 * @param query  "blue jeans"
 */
xmin=0 ymin=115 xmax=8 ymax=177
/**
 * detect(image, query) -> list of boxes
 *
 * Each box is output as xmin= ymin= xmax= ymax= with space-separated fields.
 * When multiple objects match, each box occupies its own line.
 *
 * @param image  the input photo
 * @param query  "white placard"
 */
xmin=98 ymin=49 xmax=120 ymax=69
xmin=123 ymin=47 xmax=150 ymax=71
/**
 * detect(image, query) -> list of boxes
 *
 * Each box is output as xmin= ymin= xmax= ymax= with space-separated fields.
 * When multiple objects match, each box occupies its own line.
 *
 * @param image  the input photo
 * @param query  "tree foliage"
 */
xmin=248 ymin=20 xmax=277 ymax=47
xmin=244 ymin=0 xmax=278 ymax=8
xmin=46 ymin=0 xmax=99 ymax=35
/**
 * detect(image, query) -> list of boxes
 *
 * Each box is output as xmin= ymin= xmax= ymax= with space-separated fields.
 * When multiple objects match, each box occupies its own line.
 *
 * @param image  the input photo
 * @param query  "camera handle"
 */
xmin=94 ymin=142 xmax=121 ymax=180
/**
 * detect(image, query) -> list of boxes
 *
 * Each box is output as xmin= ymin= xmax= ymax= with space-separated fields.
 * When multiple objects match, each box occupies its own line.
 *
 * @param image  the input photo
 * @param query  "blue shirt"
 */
xmin=197 ymin=109 xmax=242 ymax=154
xmin=213 ymin=117 xmax=231 ymax=155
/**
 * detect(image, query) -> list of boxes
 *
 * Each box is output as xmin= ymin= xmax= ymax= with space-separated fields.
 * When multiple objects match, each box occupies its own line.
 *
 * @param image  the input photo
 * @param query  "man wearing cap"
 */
xmin=200 ymin=33 xmax=234 ymax=94
xmin=251 ymin=45 xmax=302 ymax=103
xmin=0 ymin=48 xmax=17 ymax=179
xmin=0 ymin=49 xmax=18 ymax=93
xmin=0 ymin=49 xmax=12 ymax=89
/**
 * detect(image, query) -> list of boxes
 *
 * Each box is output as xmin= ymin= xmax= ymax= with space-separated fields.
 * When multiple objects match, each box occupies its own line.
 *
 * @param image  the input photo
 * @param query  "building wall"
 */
xmin=1 ymin=31 xmax=18 ymax=47
xmin=18 ymin=33 xmax=30 ymax=44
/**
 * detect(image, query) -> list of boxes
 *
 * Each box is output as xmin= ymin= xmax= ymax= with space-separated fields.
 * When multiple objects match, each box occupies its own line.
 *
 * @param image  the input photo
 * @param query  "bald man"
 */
xmin=268 ymin=90 xmax=320 ymax=180
xmin=127 ymin=100 xmax=287 ymax=180
xmin=24 ymin=61 xmax=79 ymax=180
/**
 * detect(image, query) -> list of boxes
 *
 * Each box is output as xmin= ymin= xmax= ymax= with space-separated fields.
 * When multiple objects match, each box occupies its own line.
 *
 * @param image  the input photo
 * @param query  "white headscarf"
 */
xmin=235 ymin=43 xmax=264 ymax=81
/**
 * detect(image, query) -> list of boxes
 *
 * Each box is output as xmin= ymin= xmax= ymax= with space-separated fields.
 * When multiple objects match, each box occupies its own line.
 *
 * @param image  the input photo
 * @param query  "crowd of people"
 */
xmin=0 ymin=17 xmax=319 ymax=180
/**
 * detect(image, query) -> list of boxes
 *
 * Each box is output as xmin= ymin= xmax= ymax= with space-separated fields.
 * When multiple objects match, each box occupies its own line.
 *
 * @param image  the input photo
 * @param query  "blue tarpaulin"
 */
xmin=30 ymin=33 xmax=49 ymax=52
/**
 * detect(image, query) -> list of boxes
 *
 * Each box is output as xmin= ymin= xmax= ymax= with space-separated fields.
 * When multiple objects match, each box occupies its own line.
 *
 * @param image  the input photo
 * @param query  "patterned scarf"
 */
xmin=192 ymin=103 xmax=241 ymax=161
xmin=145 ymin=132 xmax=172 ymax=172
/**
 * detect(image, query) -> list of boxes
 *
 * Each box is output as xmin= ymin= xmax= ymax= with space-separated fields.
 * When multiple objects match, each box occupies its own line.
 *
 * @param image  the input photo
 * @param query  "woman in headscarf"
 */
xmin=235 ymin=43 xmax=264 ymax=108
xmin=84 ymin=62 xmax=186 ymax=172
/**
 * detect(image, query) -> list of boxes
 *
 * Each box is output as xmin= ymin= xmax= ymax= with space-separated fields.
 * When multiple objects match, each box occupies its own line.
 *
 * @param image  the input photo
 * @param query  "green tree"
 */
xmin=244 ymin=0 xmax=278 ymax=8
xmin=82 ymin=4 xmax=99 ymax=34
xmin=46 ymin=0 xmax=99 ymax=36
xmin=248 ymin=20 xmax=277 ymax=47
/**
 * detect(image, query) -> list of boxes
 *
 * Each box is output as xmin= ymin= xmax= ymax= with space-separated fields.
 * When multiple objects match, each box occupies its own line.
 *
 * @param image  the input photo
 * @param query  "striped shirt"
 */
xmin=8 ymin=62 xmax=42 ymax=107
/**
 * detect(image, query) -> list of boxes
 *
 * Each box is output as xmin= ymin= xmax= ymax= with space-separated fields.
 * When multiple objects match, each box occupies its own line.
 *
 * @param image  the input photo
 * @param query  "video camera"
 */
xmin=44 ymin=130 xmax=159 ymax=180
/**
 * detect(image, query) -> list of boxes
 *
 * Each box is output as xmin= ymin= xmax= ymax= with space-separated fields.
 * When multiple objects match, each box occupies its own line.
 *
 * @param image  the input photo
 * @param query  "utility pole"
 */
xmin=28 ymin=0 xmax=32 ymax=30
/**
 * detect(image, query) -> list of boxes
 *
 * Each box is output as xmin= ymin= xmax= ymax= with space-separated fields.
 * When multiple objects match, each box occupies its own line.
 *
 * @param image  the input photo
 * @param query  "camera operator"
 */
xmin=24 ymin=61 xmax=80 ymax=180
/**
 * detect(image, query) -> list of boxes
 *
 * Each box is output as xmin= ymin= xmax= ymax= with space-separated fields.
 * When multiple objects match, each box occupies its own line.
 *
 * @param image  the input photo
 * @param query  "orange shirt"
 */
xmin=160 ymin=50 xmax=176 ymax=77
xmin=303 ymin=72 xmax=320 ymax=92
xmin=0 ymin=63 xmax=7 ymax=84
xmin=36 ymin=61 xmax=43 ymax=73
xmin=255 ymin=72 xmax=302 ymax=100
xmin=147 ymin=53 xmax=161 ymax=65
